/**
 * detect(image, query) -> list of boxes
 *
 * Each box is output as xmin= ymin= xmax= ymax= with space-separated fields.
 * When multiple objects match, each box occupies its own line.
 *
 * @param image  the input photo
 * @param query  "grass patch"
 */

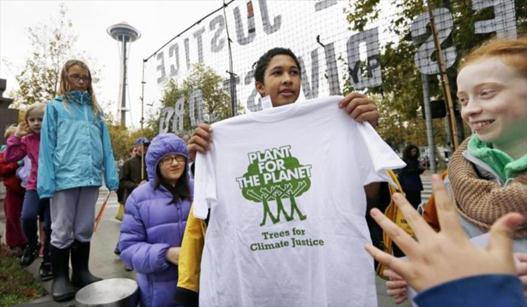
xmin=0 ymin=244 xmax=46 ymax=306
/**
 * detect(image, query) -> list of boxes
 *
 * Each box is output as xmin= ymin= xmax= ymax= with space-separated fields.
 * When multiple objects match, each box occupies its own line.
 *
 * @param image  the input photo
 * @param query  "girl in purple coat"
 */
xmin=119 ymin=133 xmax=192 ymax=307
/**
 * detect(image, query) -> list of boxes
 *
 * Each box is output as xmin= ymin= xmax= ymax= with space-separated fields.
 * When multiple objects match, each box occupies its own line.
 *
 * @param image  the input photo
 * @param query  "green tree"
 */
xmin=107 ymin=125 xmax=130 ymax=161
xmin=281 ymin=156 xmax=311 ymax=222
xmin=105 ymin=112 xmax=157 ymax=163
xmin=148 ymin=64 xmax=238 ymax=136
xmin=147 ymin=79 xmax=186 ymax=135
xmin=104 ymin=114 xmax=131 ymax=162
xmin=368 ymin=91 xmax=447 ymax=149
xmin=345 ymin=0 xmax=527 ymax=148
xmin=239 ymin=155 xmax=310 ymax=226
xmin=183 ymin=64 xmax=232 ymax=123
xmin=130 ymin=128 xmax=156 ymax=146
xmin=15 ymin=4 xmax=80 ymax=106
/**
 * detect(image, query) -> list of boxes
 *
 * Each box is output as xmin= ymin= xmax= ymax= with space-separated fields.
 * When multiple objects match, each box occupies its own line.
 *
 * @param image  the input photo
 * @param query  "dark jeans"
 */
xmin=21 ymin=190 xmax=51 ymax=262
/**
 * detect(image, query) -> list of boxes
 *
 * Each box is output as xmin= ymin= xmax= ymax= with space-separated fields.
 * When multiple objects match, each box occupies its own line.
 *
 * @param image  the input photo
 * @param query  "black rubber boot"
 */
xmin=39 ymin=261 xmax=53 ymax=281
xmin=71 ymin=240 xmax=102 ymax=288
xmin=50 ymin=245 xmax=76 ymax=302
xmin=19 ymin=244 xmax=38 ymax=267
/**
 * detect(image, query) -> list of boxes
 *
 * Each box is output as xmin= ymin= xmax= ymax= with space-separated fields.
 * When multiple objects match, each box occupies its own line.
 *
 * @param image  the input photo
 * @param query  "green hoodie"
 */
xmin=468 ymin=135 xmax=527 ymax=182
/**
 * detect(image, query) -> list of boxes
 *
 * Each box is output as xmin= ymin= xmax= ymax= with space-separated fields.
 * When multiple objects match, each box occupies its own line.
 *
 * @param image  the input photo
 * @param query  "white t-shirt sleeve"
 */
xmin=356 ymin=122 xmax=405 ymax=185
xmin=193 ymin=148 xmax=217 ymax=219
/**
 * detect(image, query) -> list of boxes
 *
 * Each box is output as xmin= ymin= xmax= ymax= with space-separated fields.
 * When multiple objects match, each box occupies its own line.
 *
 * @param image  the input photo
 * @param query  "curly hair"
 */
xmin=253 ymin=47 xmax=302 ymax=83
xmin=402 ymin=144 xmax=420 ymax=160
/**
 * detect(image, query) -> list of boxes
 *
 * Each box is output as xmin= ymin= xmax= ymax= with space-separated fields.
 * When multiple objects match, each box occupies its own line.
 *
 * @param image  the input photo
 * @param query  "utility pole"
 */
xmin=425 ymin=0 xmax=459 ymax=150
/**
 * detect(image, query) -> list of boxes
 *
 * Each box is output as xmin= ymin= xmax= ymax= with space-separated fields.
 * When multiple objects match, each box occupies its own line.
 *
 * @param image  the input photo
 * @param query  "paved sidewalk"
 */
xmin=420 ymin=171 xmax=433 ymax=205
xmin=1 ymin=190 xmax=133 ymax=306
xmin=1 ymin=189 xmax=410 ymax=307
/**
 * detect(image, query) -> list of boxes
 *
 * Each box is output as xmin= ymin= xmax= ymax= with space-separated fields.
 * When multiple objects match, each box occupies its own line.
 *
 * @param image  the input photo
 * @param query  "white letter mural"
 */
xmin=411 ymin=8 xmax=456 ymax=75
xmin=188 ymin=89 xmax=204 ymax=128
xmin=473 ymin=0 xmax=517 ymax=39
xmin=346 ymin=27 xmax=382 ymax=89
xmin=159 ymin=107 xmax=175 ymax=133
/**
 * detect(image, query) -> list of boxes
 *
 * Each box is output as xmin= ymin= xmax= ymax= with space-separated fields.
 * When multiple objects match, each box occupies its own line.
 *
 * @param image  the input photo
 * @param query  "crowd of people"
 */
xmin=0 ymin=36 xmax=526 ymax=307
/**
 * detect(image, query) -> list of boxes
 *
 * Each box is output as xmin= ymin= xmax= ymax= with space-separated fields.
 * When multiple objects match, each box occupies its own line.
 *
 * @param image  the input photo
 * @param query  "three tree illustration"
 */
xmin=240 ymin=156 xmax=310 ymax=226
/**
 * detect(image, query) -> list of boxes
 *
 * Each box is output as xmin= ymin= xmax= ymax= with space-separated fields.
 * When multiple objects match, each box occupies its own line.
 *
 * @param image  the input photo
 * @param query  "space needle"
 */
xmin=107 ymin=22 xmax=140 ymax=127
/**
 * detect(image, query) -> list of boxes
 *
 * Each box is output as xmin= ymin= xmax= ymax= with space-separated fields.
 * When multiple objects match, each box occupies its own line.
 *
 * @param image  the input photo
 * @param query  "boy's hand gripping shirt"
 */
xmin=194 ymin=96 xmax=405 ymax=307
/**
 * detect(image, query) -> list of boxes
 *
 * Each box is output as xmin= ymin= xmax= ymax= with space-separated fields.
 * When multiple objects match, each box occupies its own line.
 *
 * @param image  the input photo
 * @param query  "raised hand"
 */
xmin=515 ymin=252 xmax=527 ymax=295
xmin=187 ymin=123 xmax=212 ymax=161
xmin=365 ymin=175 xmax=523 ymax=292
xmin=339 ymin=92 xmax=379 ymax=127
xmin=15 ymin=122 xmax=30 ymax=138
xmin=384 ymin=269 xmax=408 ymax=304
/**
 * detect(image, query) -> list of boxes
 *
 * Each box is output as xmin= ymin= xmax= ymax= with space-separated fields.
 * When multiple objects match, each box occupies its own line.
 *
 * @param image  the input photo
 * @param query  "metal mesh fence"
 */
xmin=145 ymin=0 xmax=526 ymax=143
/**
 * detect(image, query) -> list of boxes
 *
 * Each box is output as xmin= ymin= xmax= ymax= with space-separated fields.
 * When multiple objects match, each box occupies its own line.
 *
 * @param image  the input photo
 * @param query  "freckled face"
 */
xmin=457 ymin=57 xmax=527 ymax=146
xmin=256 ymin=55 xmax=301 ymax=107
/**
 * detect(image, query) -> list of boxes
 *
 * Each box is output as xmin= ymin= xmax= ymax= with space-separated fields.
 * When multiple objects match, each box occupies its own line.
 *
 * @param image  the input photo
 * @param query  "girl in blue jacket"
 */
xmin=119 ymin=133 xmax=192 ymax=307
xmin=38 ymin=59 xmax=119 ymax=302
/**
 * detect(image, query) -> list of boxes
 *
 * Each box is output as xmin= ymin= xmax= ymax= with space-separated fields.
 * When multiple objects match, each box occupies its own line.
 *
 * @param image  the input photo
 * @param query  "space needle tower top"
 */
xmin=107 ymin=22 xmax=140 ymax=127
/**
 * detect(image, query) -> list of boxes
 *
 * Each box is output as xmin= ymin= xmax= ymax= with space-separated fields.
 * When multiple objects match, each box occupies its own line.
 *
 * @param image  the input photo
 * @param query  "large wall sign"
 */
xmin=147 ymin=0 xmax=518 ymax=133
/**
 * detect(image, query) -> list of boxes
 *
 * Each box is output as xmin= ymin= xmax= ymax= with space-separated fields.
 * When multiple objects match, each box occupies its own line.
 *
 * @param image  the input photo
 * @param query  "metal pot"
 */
xmin=75 ymin=278 xmax=139 ymax=307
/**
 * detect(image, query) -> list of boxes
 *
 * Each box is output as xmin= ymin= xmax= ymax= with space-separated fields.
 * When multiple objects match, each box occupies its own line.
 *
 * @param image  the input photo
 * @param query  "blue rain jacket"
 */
xmin=38 ymin=91 xmax=118 ymax=198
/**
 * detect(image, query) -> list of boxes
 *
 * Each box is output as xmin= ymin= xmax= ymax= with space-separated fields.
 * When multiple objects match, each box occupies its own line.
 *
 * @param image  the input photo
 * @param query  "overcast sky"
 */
xmin=0 ymin=0 xmax=222 ymax=128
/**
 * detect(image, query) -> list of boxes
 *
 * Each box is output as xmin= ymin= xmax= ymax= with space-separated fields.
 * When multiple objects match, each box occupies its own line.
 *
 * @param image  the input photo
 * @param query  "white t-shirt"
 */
xmin=194 ymin=96 xmax=405 ymax=307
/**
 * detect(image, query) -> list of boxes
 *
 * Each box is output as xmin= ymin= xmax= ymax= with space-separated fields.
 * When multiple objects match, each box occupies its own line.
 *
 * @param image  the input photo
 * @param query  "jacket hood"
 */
xmin=146 ymin=133 xmax=188 ymax=181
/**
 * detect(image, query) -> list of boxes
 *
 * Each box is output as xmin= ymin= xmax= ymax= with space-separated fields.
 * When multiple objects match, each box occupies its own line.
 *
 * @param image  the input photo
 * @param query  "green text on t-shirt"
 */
xmin=236 ymin=145 xmax=312 ymax=226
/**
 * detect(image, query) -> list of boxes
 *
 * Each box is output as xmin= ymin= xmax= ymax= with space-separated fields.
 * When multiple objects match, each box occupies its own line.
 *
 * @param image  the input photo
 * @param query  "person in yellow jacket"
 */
xmin=174 ymin=206 xmax=206 ymax=307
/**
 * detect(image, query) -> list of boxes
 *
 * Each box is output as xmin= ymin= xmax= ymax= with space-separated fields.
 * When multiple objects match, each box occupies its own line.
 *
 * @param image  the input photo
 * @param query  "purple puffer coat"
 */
xmin=119 ymin=133 xmax=192 ymax=307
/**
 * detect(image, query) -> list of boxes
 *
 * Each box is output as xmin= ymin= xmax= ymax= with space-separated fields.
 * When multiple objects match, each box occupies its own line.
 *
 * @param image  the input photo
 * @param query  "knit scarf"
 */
xmin=448 ymin=138 xmax=527 ymax=238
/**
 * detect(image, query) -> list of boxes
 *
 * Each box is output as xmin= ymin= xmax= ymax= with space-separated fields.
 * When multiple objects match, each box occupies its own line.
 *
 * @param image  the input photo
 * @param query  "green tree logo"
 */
xmin=236 ymin=146 xmax=312 ymax=226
